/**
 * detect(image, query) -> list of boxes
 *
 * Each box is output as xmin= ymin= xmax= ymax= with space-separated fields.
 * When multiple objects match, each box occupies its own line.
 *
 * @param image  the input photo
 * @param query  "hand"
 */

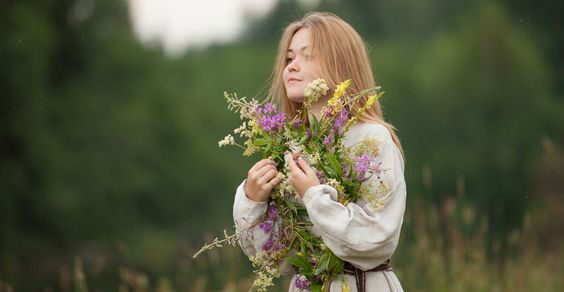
xmin=245 ymin=159 xmax=282 ymax=202
xmin=287 ymin=154 xmax=320 ymax=198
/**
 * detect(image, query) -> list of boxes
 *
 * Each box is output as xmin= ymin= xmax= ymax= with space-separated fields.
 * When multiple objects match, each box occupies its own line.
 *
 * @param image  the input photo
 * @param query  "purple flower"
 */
xmin=262 ymin=238 xmax=284 ymax=251
xmin=267 ymin=203 xmax=278 ymax=219
xmin=253 ymin=107 xmax=263 ymax=116
xmin=259 ymin=220 xmax=273 ymax=233
xmin=355 ymin=154 xmax=374 ymax=180
xmin=333 ymin=107 xmax=349 ymax=134
xmin=258 ymin=112 xmax=286 ymax=133
xmin=263 ymin=103 xmax=276 ymax=114
xmin=322 ymin=134 xmax=333 ymax=145
xmin=292 ymin=117 xmax=302 ymax=129
xmin=322 ymin=106 xmax=333 ymax=117
xmin=272 ymin=112 xmax=286 ymax=126
xmin=371 ymin=161 xmax=383 ymax=175
xmin=272 ymin=242 xmax=283 ymax=251
xmin=316 ymin=170 xmax=327 ymax=184
xmin=262 ymin=238 xmax=274 ymax=251
xmin=305 ymin=130 xmax=312 ymax=137
xmin=254 ymin=103 xmax=286 ymax=133
xmin=295 ymin=276 xmax=311 ymax=290
xmin=257 ymin=116 xmax=273 ymax=132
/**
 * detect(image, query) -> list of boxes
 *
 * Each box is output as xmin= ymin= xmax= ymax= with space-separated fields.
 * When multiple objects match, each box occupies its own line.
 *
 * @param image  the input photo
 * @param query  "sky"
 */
xmin=127 ymin=0 xmax=278 ymax=56
xmin=127 ymin=0 xmax=321 ymax=56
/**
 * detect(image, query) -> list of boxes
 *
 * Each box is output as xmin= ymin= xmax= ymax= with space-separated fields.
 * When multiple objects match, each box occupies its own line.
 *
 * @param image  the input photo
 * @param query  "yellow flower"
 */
xmin=366 ymin=95 xmax=377 ymax=107
xmin=342 ymin=279 xmax=351 ymax=292
xmin=326 ymin=80 xmax=351 ymax=115
xmin=334 ymin=79 xmax=351 ymax=99
xmin=327 ymin=96 xmax=339 ymax=107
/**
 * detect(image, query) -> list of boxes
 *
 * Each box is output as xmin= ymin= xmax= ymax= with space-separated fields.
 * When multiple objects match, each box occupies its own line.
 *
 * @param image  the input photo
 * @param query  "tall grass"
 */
xmin=3 ymin=193 xmax=559 ymax=292
xmin=2 ymin=140 xmax=562 ymax=291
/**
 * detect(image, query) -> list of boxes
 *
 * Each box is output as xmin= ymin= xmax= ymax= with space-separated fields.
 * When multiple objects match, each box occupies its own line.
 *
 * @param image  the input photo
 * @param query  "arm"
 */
xmin=233 ymin=159 xmax=282 ymax=257
xmin=233 ymin=180 xmax=271 ymax=257
xmin=293 ymin=124 xmax=407 ymax=270
xmin=233 ymin=180 xmax=294 ymax=275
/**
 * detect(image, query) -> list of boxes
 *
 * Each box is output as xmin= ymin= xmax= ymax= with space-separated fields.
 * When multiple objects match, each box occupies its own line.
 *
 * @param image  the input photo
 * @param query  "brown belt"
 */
xmin=343 ymin=259 xmax=392 ymax=292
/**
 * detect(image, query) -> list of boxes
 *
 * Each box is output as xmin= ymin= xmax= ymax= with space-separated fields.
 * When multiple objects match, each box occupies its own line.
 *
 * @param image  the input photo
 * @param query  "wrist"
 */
xmin=244 ymin=182 xmax=266 ymax=202
xmin=245 ymin=192 xmax=266 ymax=202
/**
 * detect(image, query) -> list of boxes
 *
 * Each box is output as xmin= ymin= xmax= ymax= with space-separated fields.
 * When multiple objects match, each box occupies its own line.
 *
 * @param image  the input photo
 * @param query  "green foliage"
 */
xmin=407 ymin=2 xmax=554 ymax=247
xmin=0 ymin=0 xmax=562 ymax=290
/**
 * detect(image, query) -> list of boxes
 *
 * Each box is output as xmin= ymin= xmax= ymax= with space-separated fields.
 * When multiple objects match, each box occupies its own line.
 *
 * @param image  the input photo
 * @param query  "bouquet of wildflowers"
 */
xmin=194 ymin=79 xmax=388 ymax=292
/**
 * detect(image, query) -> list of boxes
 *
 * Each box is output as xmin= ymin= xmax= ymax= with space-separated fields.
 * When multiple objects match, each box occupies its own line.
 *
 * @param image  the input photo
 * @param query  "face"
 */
xmin=283 ymin=28 xmax=322 ymax=103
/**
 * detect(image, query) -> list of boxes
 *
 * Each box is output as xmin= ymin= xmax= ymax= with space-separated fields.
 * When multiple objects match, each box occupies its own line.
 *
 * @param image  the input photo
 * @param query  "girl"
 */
xmin=233 ymin=12 xmax=406 ymax=292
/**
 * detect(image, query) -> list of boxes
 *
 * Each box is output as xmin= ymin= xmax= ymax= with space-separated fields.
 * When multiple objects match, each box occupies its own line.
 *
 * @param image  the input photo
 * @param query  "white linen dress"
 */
xmin=233 ymin=122 xmax=406 ymax=292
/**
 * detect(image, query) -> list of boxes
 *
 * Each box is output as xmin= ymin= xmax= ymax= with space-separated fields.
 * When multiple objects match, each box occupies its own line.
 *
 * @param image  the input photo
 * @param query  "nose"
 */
xmin=287 ymin=58 xmax=300 ymax=72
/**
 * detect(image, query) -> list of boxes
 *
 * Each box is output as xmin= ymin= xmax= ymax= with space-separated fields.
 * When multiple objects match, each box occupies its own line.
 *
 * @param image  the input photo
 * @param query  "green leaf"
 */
xmin=287 ymin=253 xmax=313 ymax=275
xmin=319 ymin=161 xmax=336 ymax=178
xmin=286 ymin=200 xmax=298 ymax=215
xmin=256 ymin=138 xmax=270 ymax=145
xmin=299 ymin=134 xmax=309 ymax=145
xmin=310 ymin=114 xmax=319 ymax=130
xmin=310 ymin=284 xmax=322 ymax=292
xmin=326 ymin=153 xmax=343 ymax=177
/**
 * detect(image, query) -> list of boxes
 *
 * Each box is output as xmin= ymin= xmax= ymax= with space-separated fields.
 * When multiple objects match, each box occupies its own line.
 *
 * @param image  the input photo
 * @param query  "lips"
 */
xmin=287 ymin=77 xmax=301 ymax=83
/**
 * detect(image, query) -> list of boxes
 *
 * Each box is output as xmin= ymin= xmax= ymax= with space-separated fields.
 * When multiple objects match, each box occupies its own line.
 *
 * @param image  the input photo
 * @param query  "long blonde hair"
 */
xmin=267 ymin=12 xmax=403 ymax=155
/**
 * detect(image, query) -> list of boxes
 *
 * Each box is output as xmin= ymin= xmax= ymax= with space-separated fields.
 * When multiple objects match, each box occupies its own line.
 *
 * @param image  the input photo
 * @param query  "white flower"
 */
xmin=218 ymin=134 xmax=235 ymax=147
xmin=360 ymin=179 xmax=390 ymax=211
xmin=303 ymin=78 xmax=329 ymax=109
xmin=233 ymin=122 xmax=246 ymax=134
xmin=326 ymin=178 xmax=340 ymax=187
xmin=303 ymin=151 xmax=321 ymax=165
xmin=353 ymin=137 xmax=381 ymax=157
xmin=288 ymin=139 xmax=303 ymax=154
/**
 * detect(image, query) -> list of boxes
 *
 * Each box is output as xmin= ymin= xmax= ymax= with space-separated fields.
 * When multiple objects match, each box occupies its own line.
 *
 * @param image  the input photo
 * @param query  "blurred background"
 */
xmin=1 ymin=0 xmax=563 ymax=291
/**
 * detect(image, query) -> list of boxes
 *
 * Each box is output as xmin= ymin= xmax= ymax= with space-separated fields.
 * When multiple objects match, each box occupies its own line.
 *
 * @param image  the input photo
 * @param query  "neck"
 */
xmin=307 ymin=95 xmax=329 ymax=120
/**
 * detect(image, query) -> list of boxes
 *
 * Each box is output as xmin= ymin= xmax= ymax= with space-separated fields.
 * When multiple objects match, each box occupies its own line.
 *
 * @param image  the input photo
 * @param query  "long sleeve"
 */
xmin=233 ymin=181 xmax=294 ymax=275
xmin=301 ymin=123 xmax=407 ymax=270
xmin=233 ymin=180 xmax=270 ymax=257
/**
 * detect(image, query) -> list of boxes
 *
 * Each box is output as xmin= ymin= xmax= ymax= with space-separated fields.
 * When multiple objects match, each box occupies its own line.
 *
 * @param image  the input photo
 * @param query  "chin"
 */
xmin=287 ymin=93 xmax=304 ymax=103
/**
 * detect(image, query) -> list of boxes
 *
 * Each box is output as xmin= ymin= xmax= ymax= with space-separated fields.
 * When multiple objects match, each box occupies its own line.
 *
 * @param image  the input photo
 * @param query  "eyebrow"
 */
xmin=287 ymin=46 xmax=308 ymax=53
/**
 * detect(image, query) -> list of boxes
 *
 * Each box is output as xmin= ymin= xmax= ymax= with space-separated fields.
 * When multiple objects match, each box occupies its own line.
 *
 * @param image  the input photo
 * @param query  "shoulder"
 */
xmin=349 ymin=122 xmax=405 ymax=170
xmin=348 ymin=121 xmax=393 ymax=143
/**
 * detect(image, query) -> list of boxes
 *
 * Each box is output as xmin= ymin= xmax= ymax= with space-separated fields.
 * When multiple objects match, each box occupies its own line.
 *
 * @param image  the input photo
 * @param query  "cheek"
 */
xmin=282 ymin=69 xmax=291 ymax=84
xmin=304 ymin=66 xmax=320 ymax=81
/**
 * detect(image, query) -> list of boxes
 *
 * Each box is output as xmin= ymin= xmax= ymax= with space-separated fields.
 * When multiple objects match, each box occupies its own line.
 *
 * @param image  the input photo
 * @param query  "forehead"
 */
xmin=288 ymin=28 xmax=311 ymax=52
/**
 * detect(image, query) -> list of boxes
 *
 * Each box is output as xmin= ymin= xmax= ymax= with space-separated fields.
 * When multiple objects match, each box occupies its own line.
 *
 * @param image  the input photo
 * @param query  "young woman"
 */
xmin=233 ymin=12 xmax=406 ymax=291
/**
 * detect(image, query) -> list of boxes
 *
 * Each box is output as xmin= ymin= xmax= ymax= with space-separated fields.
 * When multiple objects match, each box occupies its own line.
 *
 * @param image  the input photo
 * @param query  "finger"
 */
xmin=286 ymin=155 xmax=299 ymax=172
xmin=259 ymin=168 xmax=278 ymax=184
xmin=296 ymin=156 xmax=315 ymax=176
xmin=252 ymin=158 xmax=275 ymax=171
xmin=253 ymin=164 xmax=276 ymax=179
xmin=249 ymin=159 xmax=276 ymax=174
xmin=287 ymin=156 xmax=305 ymax=177
xmin=267 ymin=174 xmax=282 ymax=188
